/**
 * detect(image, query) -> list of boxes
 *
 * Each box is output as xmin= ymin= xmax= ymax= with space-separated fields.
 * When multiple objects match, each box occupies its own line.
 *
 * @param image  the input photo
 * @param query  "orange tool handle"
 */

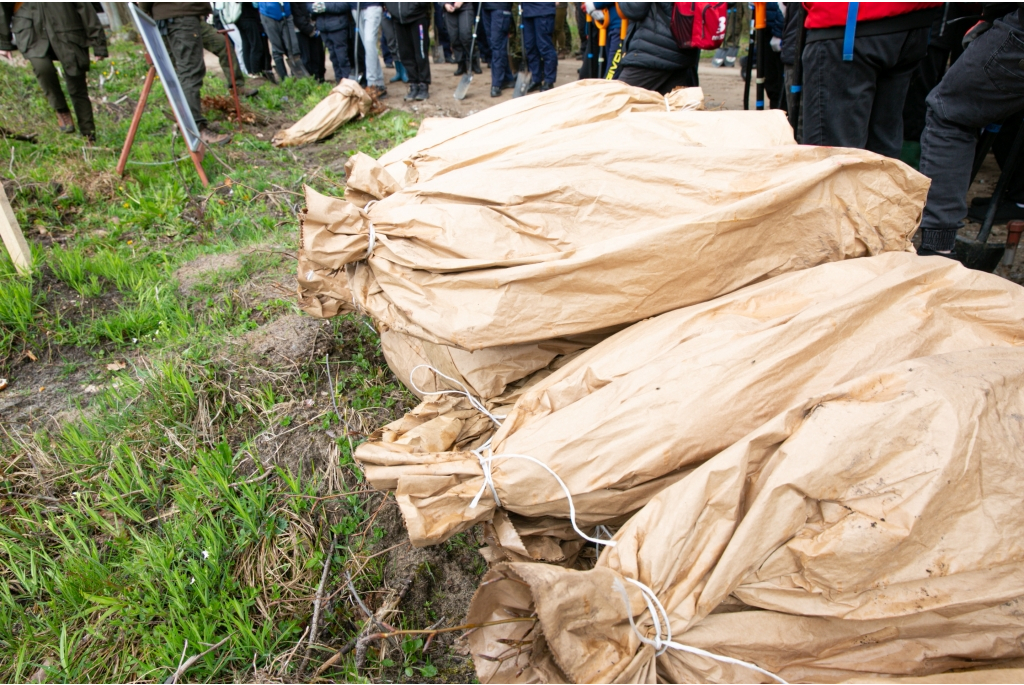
xmin=754 ymin=2 xmax=767 ymax=30
xmin=616 ymin=3 xmax=627 ymax=39
xmin=595 ymin=7 xmax=609 ymax=46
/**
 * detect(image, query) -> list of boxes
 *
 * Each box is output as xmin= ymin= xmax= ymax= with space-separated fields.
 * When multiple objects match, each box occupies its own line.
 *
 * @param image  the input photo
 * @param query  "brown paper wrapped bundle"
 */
xmin=271 ymin=79 xmax=370 ymax=148
xmin=354 ymin=254 xmax=1024 ymax=546
xmin=300 ymin=110 xmax=926 ymax=354
xmin=467 ymin=345 xmax=1024 ymax=683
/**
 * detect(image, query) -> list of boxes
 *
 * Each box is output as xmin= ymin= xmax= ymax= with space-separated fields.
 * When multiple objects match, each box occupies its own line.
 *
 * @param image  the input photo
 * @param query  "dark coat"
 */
xmin=313 ymin=2 xmax=353 ymax=32
xmin=0 ymin=2 xmax=107 ymax=76
xmin=618 ymin=2 xmax=694 ymax=71
xmin=293 ymin=2 xmax=318 ymax=36
xmin=384 ymin=2 xmax=431 ymax=24
xmin=137 ymin=3 xmax=212 ymax=21
xmin=521 ymin=2 xmax=555 ymax=18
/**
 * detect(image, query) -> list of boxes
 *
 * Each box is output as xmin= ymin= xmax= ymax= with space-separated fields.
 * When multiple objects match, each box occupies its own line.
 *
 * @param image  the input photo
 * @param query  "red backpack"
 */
xmin=669 ymin=2 xmax=728 ymax=50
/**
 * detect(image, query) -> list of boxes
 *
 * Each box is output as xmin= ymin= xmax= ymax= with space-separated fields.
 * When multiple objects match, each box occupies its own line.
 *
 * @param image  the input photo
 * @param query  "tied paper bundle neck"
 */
xmin=356 ymin=253 xmax=1024 ymax=548
xmin=467 ymin=345 xmax=1024 ymax=683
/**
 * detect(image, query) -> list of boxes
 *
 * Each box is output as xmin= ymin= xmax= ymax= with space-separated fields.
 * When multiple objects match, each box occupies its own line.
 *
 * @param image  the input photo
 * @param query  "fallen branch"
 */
xmin=163 ymin=635 xmax=230 ymax=684
xmin=298 ymin=532 xmax=341 ymax=674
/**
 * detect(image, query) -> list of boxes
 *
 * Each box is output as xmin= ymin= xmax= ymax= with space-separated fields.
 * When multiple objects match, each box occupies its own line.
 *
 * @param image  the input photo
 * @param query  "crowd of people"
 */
xmin=2 ymin=2 xmax=1023 ymax=263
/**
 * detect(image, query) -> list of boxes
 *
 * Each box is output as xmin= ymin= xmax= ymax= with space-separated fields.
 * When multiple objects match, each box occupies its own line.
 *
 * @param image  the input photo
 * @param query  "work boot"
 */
xmin=491 ymin=85 xmax=501 ymax=97
xmin=414 ymin=83 xmax=428 ymax=100
xmin=200 ymin=126 xmax=232 ymax=146
xmin=472 ymin=59 xmax=482 ymax=74
xmin=501 ymin=79 xmax=516 ymax=90
xmin=56 ymin=110 xmax=75 ymax=134
xmin=527 ymin=79 xmax=541 ymax=93
xmin=712 ymin=47 xmax=726 ymax=67
xmin=540 ymin=81 xmax=553 ymax=92
xmin=404 ymin=83 xmax=418 ymax=101
xmin=82 ymin=130 xmax=96 ymax=143
xmin=445 ymin=54 xmax=457 ymax=64
xmin=725 ymin=46 xmax=739 ymax=67
xmin=454 ymin=63 xmax=467 ymax=76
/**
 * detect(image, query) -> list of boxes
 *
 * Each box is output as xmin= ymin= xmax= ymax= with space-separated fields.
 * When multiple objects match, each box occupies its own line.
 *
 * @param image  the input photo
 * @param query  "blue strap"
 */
xmin=789 ymin=85 xmax=802 ymax=93
xmin=843 ymin=3 xmax=859 ymax=61
xmin=756 ymin=100 xmax=764 ymax=108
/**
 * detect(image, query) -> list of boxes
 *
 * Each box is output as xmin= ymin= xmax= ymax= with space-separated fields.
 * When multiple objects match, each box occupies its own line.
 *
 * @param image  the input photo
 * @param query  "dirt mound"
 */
xmin=238 ymin=314 xmax=330 ymax=365
xmin=174 ymin=252 xmax=242 ymax=295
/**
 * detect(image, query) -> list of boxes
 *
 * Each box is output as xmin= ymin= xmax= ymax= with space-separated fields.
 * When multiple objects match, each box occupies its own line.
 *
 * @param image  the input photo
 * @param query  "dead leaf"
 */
xmin=25 ymin=350 xmax=37 ymax=361
xmin=106 ymin=360 xmax=127 ymax=371
xmin=0 ymin=378 xmax=7 ymax=392
xmin=83 ymin=384 xmax=102 ymax=394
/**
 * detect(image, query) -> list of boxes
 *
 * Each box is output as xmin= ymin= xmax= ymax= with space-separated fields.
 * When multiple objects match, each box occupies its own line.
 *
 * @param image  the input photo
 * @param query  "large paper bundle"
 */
xmin=300 ymin=109 xmax=926 ymax=354
xmin=355 ymin=254 xmax=1024 ymax=546
xmin=272 ymin=79 xmax=370 ymax=147
xmin=467 ymin=345 xmax=1024 ymax=683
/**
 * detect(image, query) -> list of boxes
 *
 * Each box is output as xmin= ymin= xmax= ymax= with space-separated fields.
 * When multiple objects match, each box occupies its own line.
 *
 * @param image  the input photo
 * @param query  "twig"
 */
xmin=298 ymin=532 xmax=341 ymax=674
xmin=311 ymin=638 xmax=358 ymax=678
xmin=163 ymin=636 xmax=230 ymax=684
xmin=277 ymin=624 xmax=309 ymax=677
xmin=364 ymin=617 xmax=536 ymax=642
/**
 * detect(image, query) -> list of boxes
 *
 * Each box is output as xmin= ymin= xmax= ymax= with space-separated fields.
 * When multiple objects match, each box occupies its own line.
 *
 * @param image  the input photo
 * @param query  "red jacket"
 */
xmin=803 ymin=2 xmax=941 ymax=30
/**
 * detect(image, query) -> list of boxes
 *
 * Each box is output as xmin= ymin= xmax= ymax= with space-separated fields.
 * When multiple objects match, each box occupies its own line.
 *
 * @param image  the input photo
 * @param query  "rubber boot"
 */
xmin=390 ymin=61 xmax=409 ymax=83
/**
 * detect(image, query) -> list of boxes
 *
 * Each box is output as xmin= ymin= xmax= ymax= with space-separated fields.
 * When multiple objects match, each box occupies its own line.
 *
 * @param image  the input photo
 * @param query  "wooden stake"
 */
xmin=0 ymin=183 xmax=31 ymax=275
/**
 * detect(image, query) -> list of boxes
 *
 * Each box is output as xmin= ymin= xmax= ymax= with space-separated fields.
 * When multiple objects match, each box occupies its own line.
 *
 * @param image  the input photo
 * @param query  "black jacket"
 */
xmin=293 ymin=2 xmax=317 ymax=36
xmin=313 ymin=2 xmax=353 ymax=32
xmin=618 ymin=2 xmax=697 ymax=72
xmin=384 ymin=2 xmax=431 ymax=24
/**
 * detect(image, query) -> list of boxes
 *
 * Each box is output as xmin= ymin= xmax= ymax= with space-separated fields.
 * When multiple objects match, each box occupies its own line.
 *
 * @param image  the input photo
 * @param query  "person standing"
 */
xmin=137 ymin=2 xmax=231 ymax=145
xmin=715 ymin=2 xmax=749 ymax=67
xmin=257 ymin=2 xmax=310 ymax=80
xmin=351 ymin=2 xmax=387 ymax=98
xmin=293 ymin=2 xmax=327 ymax=81
xmin=800 ymin=2 xmax=941 ymax=158
xmin=616 ymin=2 xmax=699 ymax=93
xmin=522 ymin=1 xmax=557 ymax=91
xmin=917 ymin=7 xmax=1024 ymax=257
xmin=0 ymin=2 xmax=106 ymax=141
xmin=433 ymin=2 xmax=455 ymax=63
xmin=482 ymin=2 xmax=512 ymax=96
xmin=235 ymin=2 xmax=276 ymax=82
xmin=385 ymin=1 xmax=431 ymax=100
xmin=444 ymin=2 xmax=481 ymax=76
xmin=381 ymin=6 xmax=408 ymax=82
xmin=313 ymin=2 xmax=353 ymax=81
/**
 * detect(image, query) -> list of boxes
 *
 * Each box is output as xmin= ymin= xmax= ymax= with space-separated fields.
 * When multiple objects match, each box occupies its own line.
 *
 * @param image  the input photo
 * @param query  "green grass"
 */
xmin=0 ymin=35 xmax=464 ymax=684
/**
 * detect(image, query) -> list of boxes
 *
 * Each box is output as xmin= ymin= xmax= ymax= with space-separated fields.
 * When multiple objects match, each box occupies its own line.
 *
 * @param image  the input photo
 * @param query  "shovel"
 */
xmin=594 ymin=6 xmax=609 ymax=77
xmin=954 ymin=119 xmax=1024 ymax=271
xmin=454 ymin=3 xmax=483 ymax=100
xmin=513 ymin=5 xmax=530 ymax=97
xmin=604 ymin=4 xmax=628 ymax=80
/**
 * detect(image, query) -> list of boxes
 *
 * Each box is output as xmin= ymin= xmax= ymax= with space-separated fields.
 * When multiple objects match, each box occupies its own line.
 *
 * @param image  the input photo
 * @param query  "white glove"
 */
xmin=770 ymin=36 xmax=781 ymax=52
xmin=591 ymin=8 xmax=605 ymax=22
xmin=585 ymin=1 xmax=597 ymax=13
xmin=312 ymin=2 xmax=326 ymax=13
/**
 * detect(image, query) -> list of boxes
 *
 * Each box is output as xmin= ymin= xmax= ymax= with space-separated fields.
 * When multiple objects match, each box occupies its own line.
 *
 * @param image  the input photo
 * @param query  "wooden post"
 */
xmin=0 ymin=183 xmax=31 ymax=276
xmin=116 ymin=63 xmax=157 ymax=176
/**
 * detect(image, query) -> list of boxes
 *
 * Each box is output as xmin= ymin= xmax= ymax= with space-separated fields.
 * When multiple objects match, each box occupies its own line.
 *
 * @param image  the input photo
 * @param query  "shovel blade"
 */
xmin=454 ymin=74 xmax=472 ymax=100
xmin=954 ymin=235 xmax=1006 ymax=273
xmin=514 ymin=70 xmax=529 ymax=98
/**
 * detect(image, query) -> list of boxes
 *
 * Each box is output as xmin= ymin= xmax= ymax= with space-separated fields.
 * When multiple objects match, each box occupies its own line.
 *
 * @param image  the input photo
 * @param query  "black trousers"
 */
xmin=617 ymin=61 xmax=699 ymax=94
xmin=298 ymin=31 xmax=327 ymax=82
xmin=30 ymin=56 xmax=95 ymax=136
xmin=445 ymin=5 xmax=478 ymax=69
xmin=235 ymin=14 xmax=270 ymax=75
xmin=322 ymin=27 xmax=351 ymax=81
xmin=395 ymin=18 xmax=431 ymax=84
xmin=919 ymin=11 xmax=1024 ymax=250
xmin=802 ymin=28 xmax=929 ymax=158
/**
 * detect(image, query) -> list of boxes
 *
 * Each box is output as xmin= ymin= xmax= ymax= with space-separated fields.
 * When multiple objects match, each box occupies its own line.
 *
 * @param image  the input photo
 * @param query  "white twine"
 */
xmin=663 ymin=93 xmax=671 ymax=112
xmin=408 ymin=364 xmax=504 ymax=426
xmin=469 ymin=450 xmax=614 ymax=547
xmin=363 ymin=199 xmax=378 ymax=260
xmin=614 ymin=577 xmax=787 ymax=683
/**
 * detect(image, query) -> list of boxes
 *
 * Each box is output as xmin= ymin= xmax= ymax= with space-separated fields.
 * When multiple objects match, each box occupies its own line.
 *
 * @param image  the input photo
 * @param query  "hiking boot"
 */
xmin=56 ymin=110 xmax=75 ymax=134
xmin=454 ymin=63 xmax=467 ymax=76
xmin=491 ymin=85 xmax=501 ymax=97
xmin=82 ymin=130 xmax=97 ymax=143
xmin=711 ymin=47 xmax=726 ymax=67
xmin=404 ymin=84 xmax=417 ymax=101
xmin=367 ymin=85 xmax=388 ymax=99
xmin=472 ymin=60 xmax=482 ymax=74
xmin=724 ymin=46 xmax=739 ymax=67
xmin=540 ymin=81 xmax=553 ymax=92
xmin=200 ymin=126 xmax=232 ymax=146
xmin=414 ymin=83 xmax=428 ymax=100
xmin=526 ymin=79 xmax=541 ymax=93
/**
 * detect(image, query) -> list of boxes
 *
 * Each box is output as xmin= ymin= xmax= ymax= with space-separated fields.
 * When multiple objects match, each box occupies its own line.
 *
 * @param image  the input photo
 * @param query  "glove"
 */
xmin=312 ymin=2 xmax=326 ymax=14
xmin=585 ymin=1 xmax=597 ymax=12
xmin=591 ymin=8 xmax=605 ymax=22
xmin=963 ymin=20 xmax=991 ymax=49
xmin=770 ymin=36 xmax=781 ymax=52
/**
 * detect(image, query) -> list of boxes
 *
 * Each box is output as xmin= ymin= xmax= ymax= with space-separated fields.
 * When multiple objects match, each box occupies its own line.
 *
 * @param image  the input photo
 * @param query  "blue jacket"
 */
xmin=521 ymin=2 xmax=555 ymax=18
xmin=257 ymin=2 xmax=292 ymax=20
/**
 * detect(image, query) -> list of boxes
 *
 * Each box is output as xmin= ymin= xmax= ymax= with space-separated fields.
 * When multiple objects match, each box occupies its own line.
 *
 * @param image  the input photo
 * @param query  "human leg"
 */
xmin=201 ymin=20 xmax=244 ymax=87
xmin=358 ymin=6 xmax=384 ymax=87
xmin=522 ymin=15 xmax=540 ymax=84
xmin=865 ymin=28 xmax=928 ymax=158
xmin=488 ymin=7 xmax=511 ymax=87
xmin=63 ymin=69 xmax=96 ymax=138
xmin=165 ymin=16 xmax=208 ymax=129
xmin=29 ymin=57 xmax=70 ymax=114
xmin=801 ymin=37 xmax=876 ymax=149
xmin=323 ymin=28 xmax=352 ymax=81
xmin=260 ymin=14 xmax=289 ymax=79
xmin=534 ymin=14 xmax=557 ymax=85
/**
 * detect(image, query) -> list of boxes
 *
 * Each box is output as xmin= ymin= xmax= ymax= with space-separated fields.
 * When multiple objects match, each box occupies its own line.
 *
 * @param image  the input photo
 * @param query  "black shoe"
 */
xmin=491 ymin=85 xmax=501 ymax=97
xmin=472 ymin=61 xmax=482 ymax=74
xmin=445 ymin=55 xmax=457 ymax=64
xmin=454 ymin=64 xmax=467 ymax=75
xmin=527 ymin=79 xmax=541 ymax=93
xmin=501 ymin=79 xmax=516 ymax=90
xmin=415 ymin=83 xmax=428 ymax=100
xmin=967 ymin=201 xmax=1024 ymax=222
xmin=540 ymin=81 xmax=553 ymax=92
xmin=404 ymin=84 xmax=417 ymax=101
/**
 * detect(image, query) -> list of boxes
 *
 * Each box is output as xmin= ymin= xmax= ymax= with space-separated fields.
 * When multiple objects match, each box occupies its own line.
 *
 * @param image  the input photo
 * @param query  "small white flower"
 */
xmin=190 ymin=576 xmax=195 ymax=585
xmin=202 ymin=550 xmax=210 ymax=559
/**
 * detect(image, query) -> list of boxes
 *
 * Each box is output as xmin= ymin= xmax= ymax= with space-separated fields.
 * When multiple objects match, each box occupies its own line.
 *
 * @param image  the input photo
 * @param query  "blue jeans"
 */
xmin=484 ymin=7 xmax=512 ymax=86
xmin=352 ymin=5 xmax=384 ymax=87
xmin=523 ymin=14 xmax=557 ymax=85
